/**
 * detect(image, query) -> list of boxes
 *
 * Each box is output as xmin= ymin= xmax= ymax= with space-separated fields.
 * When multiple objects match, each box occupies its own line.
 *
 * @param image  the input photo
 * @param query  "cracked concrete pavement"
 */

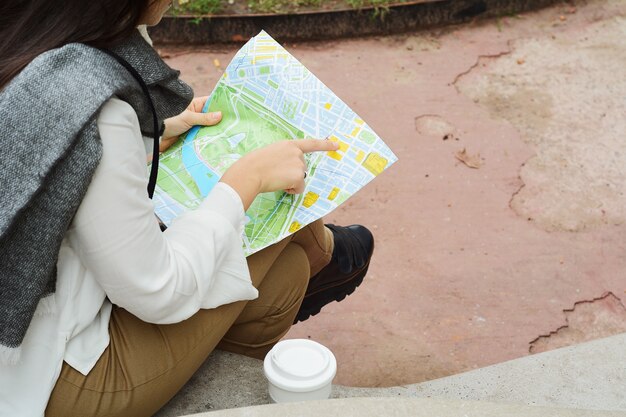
xmin=528 ymin=292 xmax=626 ymax=353
xmin=157 ymin=0 xmax=626 ymax=388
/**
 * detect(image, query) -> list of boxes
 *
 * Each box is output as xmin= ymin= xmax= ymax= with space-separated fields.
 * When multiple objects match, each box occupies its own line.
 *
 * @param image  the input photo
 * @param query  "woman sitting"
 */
xmin=0 ymin=1 xmax=374 ymax=416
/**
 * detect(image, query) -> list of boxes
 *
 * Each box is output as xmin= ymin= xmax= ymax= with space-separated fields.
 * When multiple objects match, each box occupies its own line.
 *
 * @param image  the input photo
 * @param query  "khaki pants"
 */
xmin=46 ymin=220 xmax=333 ymax=417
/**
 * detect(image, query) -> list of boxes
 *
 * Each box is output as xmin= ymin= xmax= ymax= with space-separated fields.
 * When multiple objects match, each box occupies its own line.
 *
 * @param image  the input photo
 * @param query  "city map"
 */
xmin=153 ymin=31 xmax=397 ymax=256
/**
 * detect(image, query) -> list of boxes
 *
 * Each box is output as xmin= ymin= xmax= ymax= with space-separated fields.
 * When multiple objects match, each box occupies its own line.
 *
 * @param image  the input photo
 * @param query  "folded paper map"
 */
xmin=153 ymin=31 xmax=397 ymax=256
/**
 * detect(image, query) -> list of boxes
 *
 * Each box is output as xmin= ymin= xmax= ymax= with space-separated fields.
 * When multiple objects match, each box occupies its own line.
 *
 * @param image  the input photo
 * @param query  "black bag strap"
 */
xmin=99 ymin=48 xmax=160 ymax=199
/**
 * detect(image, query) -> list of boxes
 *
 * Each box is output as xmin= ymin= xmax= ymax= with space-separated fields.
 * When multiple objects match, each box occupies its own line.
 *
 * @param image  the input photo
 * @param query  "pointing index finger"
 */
xmin=294 ymin=138 xmax=339 ymax=153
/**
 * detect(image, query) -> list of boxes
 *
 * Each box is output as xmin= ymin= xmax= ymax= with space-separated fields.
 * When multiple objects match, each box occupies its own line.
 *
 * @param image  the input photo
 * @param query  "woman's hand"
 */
xmin=220 ymin=139 xmax=340 ymax=210
xmin=160 ymin=96 xmax=222 ymax=153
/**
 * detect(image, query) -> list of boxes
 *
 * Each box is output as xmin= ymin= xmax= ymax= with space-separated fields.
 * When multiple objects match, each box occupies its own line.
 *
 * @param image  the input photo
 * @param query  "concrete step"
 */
xmin=177 ymin=397 xmax=625 ymax=417
xmin=156 ymin=332 xmax=626 ymax=416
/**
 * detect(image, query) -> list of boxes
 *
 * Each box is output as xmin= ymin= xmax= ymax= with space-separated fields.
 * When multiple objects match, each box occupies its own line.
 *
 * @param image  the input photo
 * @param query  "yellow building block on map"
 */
xmin=255 ymin=45 xmax=278 ymax=52
xmin=289 ymin=221 xmax=301 ymax=233
xmin=324 ymin=103 xmax=332 ymax=110
xmin=362 ymin=152 xmax=389 ymax=176
xmin=350 ymin=127 xmax=361 ymax=137
xmin=328 ymin=187 xmax=340 ymax=201
xmin=355 ymin=118 xmax=364 ymax=125
xmin=327 ymin=136 xmax=349 ymax=160
xmin=355 ymin=150 xmax=365 ymax=163
xmin=303 ymin=191 xmax=319 ymax=208
xmin=327 ymin=151 xmax=343 ymax=161
xmin=329 ymin=135 xmax=349 ymax=152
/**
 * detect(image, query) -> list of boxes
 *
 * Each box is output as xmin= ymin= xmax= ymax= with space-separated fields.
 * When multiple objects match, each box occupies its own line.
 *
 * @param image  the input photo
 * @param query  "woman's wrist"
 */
xmin=220 ymin=162 xmax=262 ymax=211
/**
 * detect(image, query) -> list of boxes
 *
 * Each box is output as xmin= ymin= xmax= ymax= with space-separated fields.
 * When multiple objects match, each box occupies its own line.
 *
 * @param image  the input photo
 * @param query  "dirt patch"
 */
xmin=456 ymin=16 xmax=626 ymax=232
xmin=414 ymin=115 xmax=460 ymax=140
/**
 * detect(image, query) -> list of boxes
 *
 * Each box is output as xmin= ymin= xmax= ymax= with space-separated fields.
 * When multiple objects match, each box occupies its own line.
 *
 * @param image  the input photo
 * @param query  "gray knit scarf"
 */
xmin=0 ymin=31 xmax=193 ymax=364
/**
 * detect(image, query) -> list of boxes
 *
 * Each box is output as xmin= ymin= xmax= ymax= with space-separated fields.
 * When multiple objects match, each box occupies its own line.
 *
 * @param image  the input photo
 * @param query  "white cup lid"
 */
xmin=264 ymin=339 xmax=337 ymax=392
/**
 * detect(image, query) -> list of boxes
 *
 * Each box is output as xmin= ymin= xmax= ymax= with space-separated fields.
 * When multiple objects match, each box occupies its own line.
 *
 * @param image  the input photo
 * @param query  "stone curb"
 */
xmin=157 ymin=333 xmax=626 ymax=416
xmin=150 ymin=0 xmax=562 ymax=44
xmin=182 ymin=397 xmax=625 ymax=417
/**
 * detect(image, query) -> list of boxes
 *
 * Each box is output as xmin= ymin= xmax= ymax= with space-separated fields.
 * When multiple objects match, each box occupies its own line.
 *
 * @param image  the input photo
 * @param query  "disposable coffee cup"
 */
xmin=263 ymin=339 xmax=337 ymax=403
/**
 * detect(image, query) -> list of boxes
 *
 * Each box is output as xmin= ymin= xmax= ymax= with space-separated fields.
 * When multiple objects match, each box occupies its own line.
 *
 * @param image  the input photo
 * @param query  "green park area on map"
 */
xmin=158 ymin=82 xmax=326 ymax=252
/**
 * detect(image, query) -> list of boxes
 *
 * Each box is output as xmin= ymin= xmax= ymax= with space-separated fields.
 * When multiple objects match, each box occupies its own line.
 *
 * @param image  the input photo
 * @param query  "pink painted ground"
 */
xmin=158 ymin=0 xmax=626 ymax=387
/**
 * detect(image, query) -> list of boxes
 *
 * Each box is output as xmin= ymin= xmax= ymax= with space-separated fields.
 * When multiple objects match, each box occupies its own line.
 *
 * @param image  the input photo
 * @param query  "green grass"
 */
xmin=346 ymin=0 xmax=400 ymax=8
xmin=173 ymin=0 xmax=411 ymax=15
xmin=175 ymin=0 xmax=222 ymax=14
xmin=247 ymin=0 xmax=323 ymax=14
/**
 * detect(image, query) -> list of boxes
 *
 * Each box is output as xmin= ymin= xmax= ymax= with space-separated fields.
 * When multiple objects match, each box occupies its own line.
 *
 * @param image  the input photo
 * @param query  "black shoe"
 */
xmin=294 ymin=224 xmax=374 ymax=324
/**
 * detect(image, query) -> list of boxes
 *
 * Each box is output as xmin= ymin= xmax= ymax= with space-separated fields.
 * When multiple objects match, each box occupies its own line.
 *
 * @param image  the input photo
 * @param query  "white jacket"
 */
xmin=0 ymin=98 xmax=258 ymax=417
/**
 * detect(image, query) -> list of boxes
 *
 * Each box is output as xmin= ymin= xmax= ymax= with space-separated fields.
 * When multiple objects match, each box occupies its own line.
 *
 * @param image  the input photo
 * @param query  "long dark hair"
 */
xmin=0 ymin=0 xmax=150 ymax=90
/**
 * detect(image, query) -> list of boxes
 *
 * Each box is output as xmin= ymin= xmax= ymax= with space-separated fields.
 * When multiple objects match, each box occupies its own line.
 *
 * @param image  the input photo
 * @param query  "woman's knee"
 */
xmin=290 ymin=220 xmax=333 ymax=276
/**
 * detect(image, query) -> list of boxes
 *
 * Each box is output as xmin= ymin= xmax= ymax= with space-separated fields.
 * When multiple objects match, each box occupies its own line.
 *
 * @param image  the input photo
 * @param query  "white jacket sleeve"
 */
xmin=68 ymin=98 xmax=258 ymax=324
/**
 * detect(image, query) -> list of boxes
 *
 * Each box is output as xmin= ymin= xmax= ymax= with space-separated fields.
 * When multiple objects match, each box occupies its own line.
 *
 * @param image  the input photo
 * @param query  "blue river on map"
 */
xmin=181 ymin=125 xmax=220 ymax=198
